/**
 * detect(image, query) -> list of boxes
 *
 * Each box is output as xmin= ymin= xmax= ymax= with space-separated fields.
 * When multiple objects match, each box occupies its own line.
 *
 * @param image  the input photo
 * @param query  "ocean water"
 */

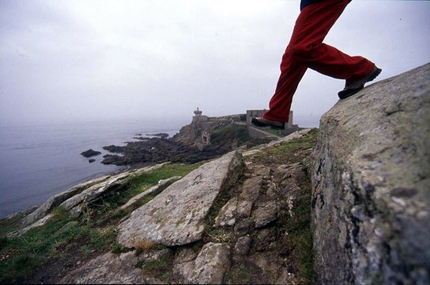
xmin=0 ymin=118 xmax=188 ymax=219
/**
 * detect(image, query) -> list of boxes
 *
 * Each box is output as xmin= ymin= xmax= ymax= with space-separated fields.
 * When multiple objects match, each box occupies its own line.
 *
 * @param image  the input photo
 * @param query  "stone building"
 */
xmin=191 ymin=107 xmax=300 ymax=147
xmin=192 ymin=107 xmax=208 ymax=123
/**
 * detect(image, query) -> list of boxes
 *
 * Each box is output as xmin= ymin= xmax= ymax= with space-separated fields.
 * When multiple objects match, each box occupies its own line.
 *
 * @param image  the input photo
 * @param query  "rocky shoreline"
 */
xmin=82 ymin=116 xmax=275 ymax=168
xmin=100 ymin=136 xmax=220 ymax=167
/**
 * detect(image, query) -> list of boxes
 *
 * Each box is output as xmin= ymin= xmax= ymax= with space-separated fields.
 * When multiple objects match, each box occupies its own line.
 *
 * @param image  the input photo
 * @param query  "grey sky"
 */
xmin=1 ymin=0 xmax=429 ymax=128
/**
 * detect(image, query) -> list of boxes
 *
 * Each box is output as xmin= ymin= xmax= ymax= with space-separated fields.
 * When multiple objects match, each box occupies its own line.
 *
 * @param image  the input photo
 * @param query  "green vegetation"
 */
xmin=280 ymin=129 xmax=318 ymax=282
xmin=282 ymin=190 xmax=316 ymax=282
xmin=210 ymin=123 xmax=252 ymax=144
xmin=263 ymin=127 xmax=284 ymax=137
xmin=245 ymin=128 xmax=319 ymax=283
xmin=253 ymin=128 xmax=319 ymax=164
xmin=228 ymin=263 xmax=262 ymax=284
xmin=0 ymin=163 xmax=201 ymax=284
xmin=128 ymin=163 xmax=200 ymax=194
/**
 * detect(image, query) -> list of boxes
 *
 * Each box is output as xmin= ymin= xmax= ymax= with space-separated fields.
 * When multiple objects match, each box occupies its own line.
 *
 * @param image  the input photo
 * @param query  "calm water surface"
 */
xmin=0 ymin=118 xmax=187 ymax=218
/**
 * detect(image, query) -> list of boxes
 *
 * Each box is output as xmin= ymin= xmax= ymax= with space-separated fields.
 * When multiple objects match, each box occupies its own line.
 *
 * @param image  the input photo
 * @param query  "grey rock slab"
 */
xmin=59 ymin=172 xmax=130 ymax=216
xmin=236 ymin=199 xmax=253 ymax=219
xmin=176 ymin=242 xmax=231 ymax=284
xmin=253 ymin=200 xmax=278 ymax=228
xmin=240 ymin=176 xmax=263 ymax=202
xmin=311 ymin=62 xmax=430 ymax=284
xmin=117 ymin=151 xmax=245 ymax=247
xmin=59 ymin=164 xmax=169 ymax=216
xmin=214 ymin=197 xmax=238 ymax=227
xmin=8 ymin=214 xmax=54 ymax=238
xmin=119 ymin=176 xmax=181 ymax=211
xmin=22 ymin=176 xmax=110 ymax=225
xmin=234 ymin=236 xmax=252 ymax=256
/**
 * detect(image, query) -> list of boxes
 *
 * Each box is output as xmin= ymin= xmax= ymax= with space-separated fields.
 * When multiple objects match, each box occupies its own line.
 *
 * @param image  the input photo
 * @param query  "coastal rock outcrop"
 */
xmin=56 ymin=129 xmax=314 ymax=284
xmin=99 ymin=116 xmax=274 ymax=167
xmin=311 ymin=62 xmax=430 ymax=284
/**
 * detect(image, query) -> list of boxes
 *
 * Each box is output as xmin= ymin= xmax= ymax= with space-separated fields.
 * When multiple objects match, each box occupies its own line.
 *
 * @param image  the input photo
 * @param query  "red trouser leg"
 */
xmin=263 ymin=0 xmax=375 ymax=123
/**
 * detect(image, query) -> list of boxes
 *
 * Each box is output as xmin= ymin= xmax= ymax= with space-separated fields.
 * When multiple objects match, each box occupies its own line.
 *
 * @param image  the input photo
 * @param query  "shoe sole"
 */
xmin=251 ymin=118 xmax=285 ymax=130
xmin=338 ymin=67 xmax=382 ymax=99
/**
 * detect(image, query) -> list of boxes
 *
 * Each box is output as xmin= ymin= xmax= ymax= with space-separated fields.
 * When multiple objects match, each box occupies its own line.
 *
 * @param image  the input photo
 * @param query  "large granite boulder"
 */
xmin=311 ymin=62 xmax=430 ymax=284
xmin=117 ymin=151 xmax=245 ymax=247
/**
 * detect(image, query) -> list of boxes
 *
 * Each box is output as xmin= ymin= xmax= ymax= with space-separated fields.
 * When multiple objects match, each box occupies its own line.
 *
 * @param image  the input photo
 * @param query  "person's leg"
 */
xmin=288 ymin=0 xmax=375 ymax=80
xmin=261 ymin=0 xmax=375 ymax=123
xmin=290 ymin=1 xmax=380 ymax=98
xmin=262 ymin=58 xmax=307 ymax=123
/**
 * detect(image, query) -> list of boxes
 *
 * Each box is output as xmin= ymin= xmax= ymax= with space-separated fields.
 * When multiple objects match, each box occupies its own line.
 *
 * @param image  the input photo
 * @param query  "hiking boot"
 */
xmin=251 ymin=117 xmax=285 ymax=130
xmin=338 ymin=66 xmax=382 ymax=99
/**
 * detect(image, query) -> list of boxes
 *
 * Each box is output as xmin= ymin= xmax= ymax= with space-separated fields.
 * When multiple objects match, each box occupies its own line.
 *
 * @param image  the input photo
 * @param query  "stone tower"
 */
xmin=192 ymin=107 xmax=208 ymax=123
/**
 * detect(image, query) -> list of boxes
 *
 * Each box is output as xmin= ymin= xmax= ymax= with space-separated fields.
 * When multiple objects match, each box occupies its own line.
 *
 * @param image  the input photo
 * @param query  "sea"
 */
xmin=0 ymin=117 xmax=189 ymax=219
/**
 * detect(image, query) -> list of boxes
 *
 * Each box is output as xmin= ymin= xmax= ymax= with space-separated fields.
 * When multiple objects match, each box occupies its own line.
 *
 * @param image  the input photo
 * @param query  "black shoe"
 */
xmin=338 ymin=67 xmax=382 ymax=99
xmin=251 ymin=117 xmax=285 ymax=130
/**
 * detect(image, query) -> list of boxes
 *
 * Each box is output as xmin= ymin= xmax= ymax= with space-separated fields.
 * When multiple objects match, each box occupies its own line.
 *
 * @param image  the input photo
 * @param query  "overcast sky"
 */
xmin=1 ymin=0 xmax=429 ymax=128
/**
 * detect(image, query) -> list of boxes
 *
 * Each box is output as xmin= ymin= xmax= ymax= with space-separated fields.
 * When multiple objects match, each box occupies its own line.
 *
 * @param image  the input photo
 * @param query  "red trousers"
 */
xmin=263 ymin=0 xmax=375 ymax=122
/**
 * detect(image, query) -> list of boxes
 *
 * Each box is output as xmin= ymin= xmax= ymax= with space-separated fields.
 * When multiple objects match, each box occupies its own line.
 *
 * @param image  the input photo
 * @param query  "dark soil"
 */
xmin=20 ymin=250 xmax=103 ymax=284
